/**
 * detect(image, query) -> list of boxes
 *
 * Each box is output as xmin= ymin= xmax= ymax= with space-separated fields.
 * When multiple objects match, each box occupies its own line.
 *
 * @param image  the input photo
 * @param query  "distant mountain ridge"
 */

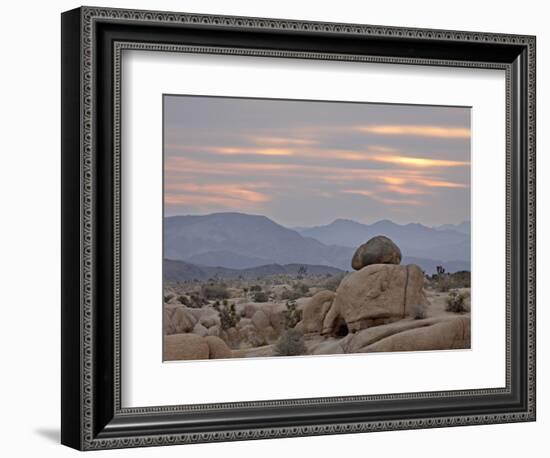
xmin=296 ymin=218 xmax=470 ymax=263
xmin=164 ymin=259 xmax=345 ymax=282
xmin=164 ymin=213 xmax=470 ymax=274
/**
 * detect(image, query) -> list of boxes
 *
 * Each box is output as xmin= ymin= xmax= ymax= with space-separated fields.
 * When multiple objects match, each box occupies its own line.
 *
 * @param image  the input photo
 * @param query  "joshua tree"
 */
xmin=297 ymin=265 xmax=308 ymax=280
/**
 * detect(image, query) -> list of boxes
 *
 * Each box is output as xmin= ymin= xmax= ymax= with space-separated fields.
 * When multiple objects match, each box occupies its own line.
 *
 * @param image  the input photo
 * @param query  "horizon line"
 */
xmin=163 ymin=211 xmax=470 ymax=229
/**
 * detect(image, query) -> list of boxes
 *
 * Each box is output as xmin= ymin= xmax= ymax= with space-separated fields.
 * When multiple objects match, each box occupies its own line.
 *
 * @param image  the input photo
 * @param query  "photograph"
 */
xmin=55 ymin=3 xmax=537 ymax=452
xmin=162 ymin=95 xmax=472 ymax=361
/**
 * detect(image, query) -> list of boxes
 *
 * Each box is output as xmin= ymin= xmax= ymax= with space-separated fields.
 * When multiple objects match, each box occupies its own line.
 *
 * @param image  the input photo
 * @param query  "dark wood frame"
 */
xmin=61 ymin=6 xmax=536 ymax=450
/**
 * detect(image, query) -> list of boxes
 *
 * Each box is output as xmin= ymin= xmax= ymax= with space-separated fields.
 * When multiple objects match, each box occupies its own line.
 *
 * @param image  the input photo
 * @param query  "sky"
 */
xmin=164 ymin=95 xmax=471 ymax=227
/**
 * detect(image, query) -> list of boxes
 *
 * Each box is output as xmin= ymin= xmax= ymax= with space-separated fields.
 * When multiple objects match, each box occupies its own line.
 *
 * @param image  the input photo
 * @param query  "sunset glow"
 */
xmin=357 ymin=124 xmax=471 ymax=139
xmin=164 ymin=96 xmax=470 ymax=225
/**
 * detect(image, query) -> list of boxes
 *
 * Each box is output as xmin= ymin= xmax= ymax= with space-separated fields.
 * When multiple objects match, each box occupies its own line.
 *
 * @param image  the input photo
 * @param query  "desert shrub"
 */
xmin=322 ymin=273 xmax=345 ymax=292
xmin=280 ymin=289 xmax=301 ymax=301
xmin=429 ymin=270 xmax=471 ymax=292
xmin=294 ymin=282 xmax=309 ymax=295
xmin=436 ymin=275 xmax=451 ymax=292
xmin=274 ymin=329 xmax=306 ymax=356
xmin=250 ymin=285 xmax=262 ymax=292
xmin=189 ymin=294 xmax=207 ymax=308
xmin=450 ymin=271 xmax=471 ymax=288
xmin=281 ymin=282 xmax=309 ymax=300
xmin=213 ymin=301 xmax=240 ymax=330
xmin=410 ymin=302 xmax=427 ymax=320
xmin=283 ymin=300 xmax=302 ymax=329
xmin=446 ymin=291 xmax=469 ymax=313
xmin=177 ymin=295 xmax=190 ymax=306
xmin=201 ymin=283 xmax=229 ymax=300
xmin=253 ymin=291 xmax=269 ymax=303
xmin=297 ymin=265 xmax=308 ymax=279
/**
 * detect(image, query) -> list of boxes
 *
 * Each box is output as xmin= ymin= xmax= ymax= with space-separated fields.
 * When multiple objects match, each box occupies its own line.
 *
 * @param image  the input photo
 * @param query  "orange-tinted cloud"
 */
xmin=164 ymin=182 xmax=270 ymax=211
xmin=383 ymin=185 xmax=430 ymax=195
xmin=413 ymin=178 xmax=468 ymax=188
xmin=357 ymin=124 xmax=471 ymax=139
xmin=371 ymin=155 xmax=469 ymax=168
xmin=209 ymin=146 xmax=294 ymax=156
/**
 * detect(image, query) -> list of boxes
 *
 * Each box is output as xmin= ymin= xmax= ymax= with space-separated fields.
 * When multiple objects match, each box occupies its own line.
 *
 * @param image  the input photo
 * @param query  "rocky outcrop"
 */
xmin=164 ymin=306 xmax=197 ymax=335
xmin=164 ymin=333 xmax=209 ymax=360
xmin=301 ymin=290 xmax=336 ymax=337
xmin=340 ymin=315 xmax=470 ymax=353
xmin=164 ymin=333 xmax=232 ymax=360
xmin=204 ymin=336 xmax=232 ymax=359
xmin=351 ymin=235 xmax=402 ymax=270
xmin=322 ymin=263 xmax=429 ymax=336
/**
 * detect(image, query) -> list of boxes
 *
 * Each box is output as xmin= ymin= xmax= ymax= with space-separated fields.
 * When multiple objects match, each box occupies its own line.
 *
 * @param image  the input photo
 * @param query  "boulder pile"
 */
xmin=164 ymin=235 xmax=470 ymax=359
xmin=298 ymin=235 xmax=470 ymax=352
xmin=302 ymin=236 xmax=429 ymax=337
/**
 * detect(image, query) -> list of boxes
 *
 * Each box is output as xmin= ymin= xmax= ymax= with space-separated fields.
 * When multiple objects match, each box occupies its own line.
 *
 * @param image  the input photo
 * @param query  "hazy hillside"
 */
xmin=434 ymin=221 xmax=470 ymax=235
xmin=297 ymin=218 xmax=470 ymax=263
xmin=164 ymin=213 xmax=470 ymax=274
xmin=164 ymin=259 xmax=346 ymax=281
xmin=165 ymin=213 xmax=354 ymax=270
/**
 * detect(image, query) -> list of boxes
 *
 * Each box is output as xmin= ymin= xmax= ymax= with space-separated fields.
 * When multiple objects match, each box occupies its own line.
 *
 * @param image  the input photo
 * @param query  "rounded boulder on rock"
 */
xmin=164 ymin=333 xmax=209 ymax=361
xmin=351 ymin=235 xmax=402 ymax=270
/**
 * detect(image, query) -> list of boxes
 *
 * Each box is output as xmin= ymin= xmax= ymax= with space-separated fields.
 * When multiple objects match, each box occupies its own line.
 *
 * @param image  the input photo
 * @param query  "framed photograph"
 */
xmin=61 ymin=6 xmax=536 ymax=450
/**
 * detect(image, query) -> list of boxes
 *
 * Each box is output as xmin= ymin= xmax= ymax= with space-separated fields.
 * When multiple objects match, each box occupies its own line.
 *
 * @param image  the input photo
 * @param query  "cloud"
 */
xmin=165 ymin=183 xmax=270 ymax=211
xmin=370 ymin=155 xmax=469 ymax=167
xmin=166 ymin=157 xmax=468 ymax=189
xmin=342 ymin=189 xmax=422 ymax=206
xmin=413 ymin=178 xmax=468 ymax=188
xmin=356 ymin=124 xmax=471 ymax=139
xmin=249 ymin=136 xmax=318 ymax=146
xmin=209 ymin=146 xmax=294 ymax=156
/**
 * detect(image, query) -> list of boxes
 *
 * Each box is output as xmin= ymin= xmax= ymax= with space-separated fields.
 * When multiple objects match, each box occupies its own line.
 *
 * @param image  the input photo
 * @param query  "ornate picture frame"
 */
xmin=61 ymin=6 xmax=536 ymax=450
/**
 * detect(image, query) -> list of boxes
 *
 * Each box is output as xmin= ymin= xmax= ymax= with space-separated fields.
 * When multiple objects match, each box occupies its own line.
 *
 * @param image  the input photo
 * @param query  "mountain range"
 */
xmin=164 ymin=212 xmax=470 ymax=275
xmin=164 ymin=259 xmax=345 ymax=282
xmin=296 ymin=218 xmax=470 ymax=262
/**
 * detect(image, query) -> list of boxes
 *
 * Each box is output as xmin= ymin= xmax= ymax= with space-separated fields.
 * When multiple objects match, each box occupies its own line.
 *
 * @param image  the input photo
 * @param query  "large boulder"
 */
xmin=301 ymin=290 xmax=336 ymax=337
xmin=239 ymin=324 xmax=266 ymax=347
xmin=192 ymin=323 xmax=208 ymax=337
xmin=323 ymin=264 xmax=429 ymax=335
xmin=363 ymin=316 xmax=470 ymax=352
xmin=163 ymin=308 xmax=177 ymax=335
xmin=199 ymin=311 xmax=220 ymax=329
xmin=351 ymin=236 xmax=402 ymax=270
xmin=164 ymin=306 xmax=197 ymax=334
xmin=204 ymin=336 xmax=232 ymax=359
xmin=251 ymin=310 xmax=270 ymax=330
xmin=164 ymin=333 xmax=209 ymax=360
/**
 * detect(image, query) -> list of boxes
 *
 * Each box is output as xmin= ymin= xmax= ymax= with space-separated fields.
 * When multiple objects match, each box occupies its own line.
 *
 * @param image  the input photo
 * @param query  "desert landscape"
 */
xmin=163 ymin=227 xmax=470 ymax=361
xmin=162 ymin=95 xmax=471 ymax=361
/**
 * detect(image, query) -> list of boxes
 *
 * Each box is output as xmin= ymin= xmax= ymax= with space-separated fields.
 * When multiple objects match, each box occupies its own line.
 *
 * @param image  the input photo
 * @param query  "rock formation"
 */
xmin=164 ymin=235 xmax=471 ymax=360
xmin=323 ymin=263 xmax=429 ymax=335
xmin=164 ymin=333 xmax=232 ymax=360
xmin=301 ymin=290 xmax=336 ymax=337
xmin=351 ymin=235 xmax=402 ymax=270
